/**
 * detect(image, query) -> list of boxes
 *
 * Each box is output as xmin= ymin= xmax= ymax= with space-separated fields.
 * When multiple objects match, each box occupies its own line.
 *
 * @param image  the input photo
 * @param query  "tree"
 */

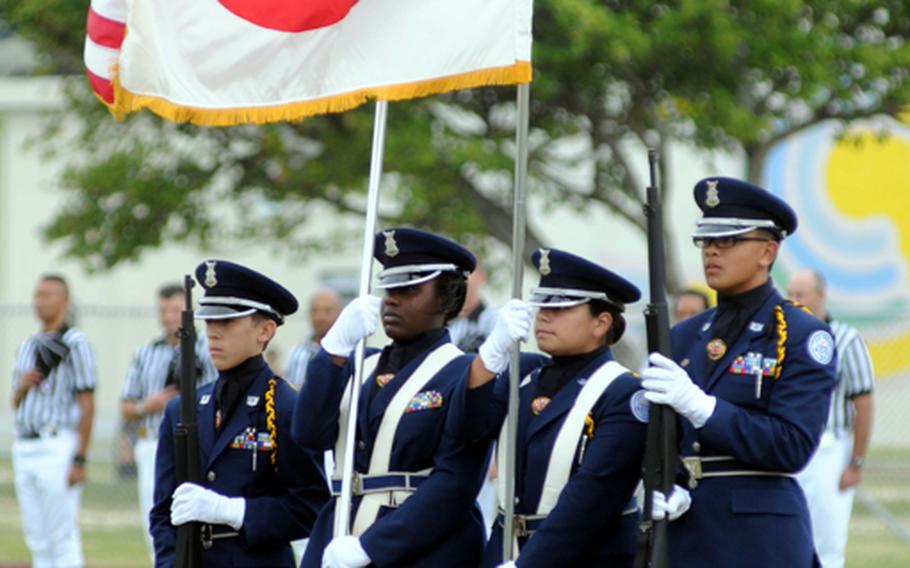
xmin=3 ymin=0 xmax=909 ymax=287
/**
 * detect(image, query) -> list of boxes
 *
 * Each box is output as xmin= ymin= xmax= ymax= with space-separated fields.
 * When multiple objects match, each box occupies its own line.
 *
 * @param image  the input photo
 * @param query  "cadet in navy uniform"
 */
xmin=461 ymin=248 xmax=649 ymax=568
xmin=292 ymin=228 xmax=490 ymax=568
xmin=641 ymin=178 xmax=838 ymax=567
xmin=150 ymin=260 xmax=329 ymax=567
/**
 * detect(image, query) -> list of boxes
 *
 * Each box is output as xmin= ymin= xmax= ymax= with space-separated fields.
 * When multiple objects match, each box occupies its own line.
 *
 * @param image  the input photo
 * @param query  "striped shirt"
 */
xmin=12 ymin=327 xmax=97 ymax=436
xmin=826 ymin=319 xmax=875 ymax=435
xmin=121 ymin=334 xmax=216 ymax=436
xmin=284 ymin=340 xmax=320 ymax=390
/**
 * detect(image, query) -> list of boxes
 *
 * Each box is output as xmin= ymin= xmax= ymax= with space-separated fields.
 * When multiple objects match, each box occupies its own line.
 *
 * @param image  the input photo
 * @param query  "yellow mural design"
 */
xmin=826 ymin=133 xmax=910 ymax=262
xmin=826 ymin=131 xmax=910 ymax=379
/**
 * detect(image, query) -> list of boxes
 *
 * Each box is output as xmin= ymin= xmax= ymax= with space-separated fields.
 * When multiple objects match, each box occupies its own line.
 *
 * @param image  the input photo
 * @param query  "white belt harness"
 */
xmin=332 ymin=343 xmax=463 ymax=537
xmin=497 ymin=361 xmax=630 ymax=546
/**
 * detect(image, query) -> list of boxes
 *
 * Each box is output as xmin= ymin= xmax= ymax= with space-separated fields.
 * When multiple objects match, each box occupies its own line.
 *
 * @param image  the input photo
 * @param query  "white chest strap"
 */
xmin=536 ymin=361 xmax=627 ymax=514
xmin=495 ymin=361 xmax=628 ymax=517
xmin=333 ymin=353 xmax=381 ymax=479
xmin=333 ymin=343 xmax=463 ymax=536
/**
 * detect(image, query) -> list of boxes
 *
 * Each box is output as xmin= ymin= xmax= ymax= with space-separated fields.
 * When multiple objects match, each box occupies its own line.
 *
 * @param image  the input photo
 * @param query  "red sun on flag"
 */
xmin=219 ymin=0 xmax=359 ymax=32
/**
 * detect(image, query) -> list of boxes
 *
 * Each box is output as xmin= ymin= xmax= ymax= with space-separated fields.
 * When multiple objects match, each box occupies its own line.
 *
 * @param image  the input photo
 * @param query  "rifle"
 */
xmin=174 ymin=274 xmax=202 ymax=568
xmin=634 ymin=149 xmax=678 ymax=568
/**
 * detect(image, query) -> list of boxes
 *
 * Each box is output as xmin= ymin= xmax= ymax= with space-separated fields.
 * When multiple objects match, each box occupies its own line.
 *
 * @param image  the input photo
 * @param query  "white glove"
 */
xmin=170 ymin=482 xmax=245 ymax=530
xmin=497 ymin=562 xmax=517 ymax=568
xmin=651 ymin=484 xmax=692 ymax=521
xmin=641 ymin=353 xmax=717 ymax=428
xmin=478 ymin=299 xmax=534 ymax=374
xmin=321 ymin=295 xmax=381 ymax=357
xmin=322 ymin=535 xmax=371 ymax=568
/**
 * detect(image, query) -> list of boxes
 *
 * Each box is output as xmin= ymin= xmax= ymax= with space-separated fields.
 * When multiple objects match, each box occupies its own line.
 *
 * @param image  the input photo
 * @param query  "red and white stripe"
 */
xmin=84 ymin=0 xmax=127 ymax=104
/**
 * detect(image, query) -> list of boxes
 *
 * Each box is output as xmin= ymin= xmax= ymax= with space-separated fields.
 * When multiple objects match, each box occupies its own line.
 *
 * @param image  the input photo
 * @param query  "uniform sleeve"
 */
xmin=840 ymin=329 xmax=875 ymax=398
xmin=360 ymin=359 xmax=491 ymax=565
xmin=68 ymin=333 xmax=97 ymax=392
xmin=457 ymin=352 xmax=548 ymax=444
xmin=242 ymin=387 xmax=330 ymax=546
xmin=292 ymin=348 xmax=355 ymax=451
xmin=121 ymin=346 xmax=146 ymax=400
xmin=517 ymin=378 xmax=647 ymax=567
xmin=150 ymin=400 xmax=178 ymax=568
xmin=698 ymin=317 xmax=837 ymax=472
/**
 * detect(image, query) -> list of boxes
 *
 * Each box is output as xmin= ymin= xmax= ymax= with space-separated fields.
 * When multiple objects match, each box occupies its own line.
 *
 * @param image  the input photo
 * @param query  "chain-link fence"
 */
xmin=0 ymin=306 xmax=908 ymax=567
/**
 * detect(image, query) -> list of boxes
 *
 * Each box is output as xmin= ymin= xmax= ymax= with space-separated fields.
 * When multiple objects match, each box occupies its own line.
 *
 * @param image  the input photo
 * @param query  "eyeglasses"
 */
xmin=693 ymin=236 xmax=773 ymax=249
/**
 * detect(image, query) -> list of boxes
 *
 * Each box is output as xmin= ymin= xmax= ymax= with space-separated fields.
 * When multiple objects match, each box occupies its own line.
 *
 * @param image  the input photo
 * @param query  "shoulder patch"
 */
xmin=807 ymin=330 xmax=835 ymax=365
xmin=630 ymin=390 xmax=650 ymax=423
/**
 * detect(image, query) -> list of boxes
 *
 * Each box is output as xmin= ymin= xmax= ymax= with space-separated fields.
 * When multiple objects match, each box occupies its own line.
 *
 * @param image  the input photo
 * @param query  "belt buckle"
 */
xmin=351 ymin=472 xmax=363 ymax=496
xmin=682 ymin=456 xmax=703 ymax=480
xmin=201 ymin=524 xmax=213 ymax=550
xmin=514 ymin=515 xmax=529 ymax=539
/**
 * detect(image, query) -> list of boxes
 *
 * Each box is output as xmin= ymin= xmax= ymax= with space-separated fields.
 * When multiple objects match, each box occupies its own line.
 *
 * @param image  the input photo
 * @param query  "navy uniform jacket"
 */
xmin=460 ymin=350 xmax=648 ymax=568
xmin=151 ymin=363 xmax=329 ymax=567
xmin=668 ymin=288 xmax=837 ymax=567
xmin=292 ymin=332 xmax=489 ymax=567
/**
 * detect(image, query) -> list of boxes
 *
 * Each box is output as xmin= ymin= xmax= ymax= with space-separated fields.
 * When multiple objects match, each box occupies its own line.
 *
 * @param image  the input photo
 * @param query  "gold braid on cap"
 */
xmin=266 ymin=378 xmax=278 ymax=469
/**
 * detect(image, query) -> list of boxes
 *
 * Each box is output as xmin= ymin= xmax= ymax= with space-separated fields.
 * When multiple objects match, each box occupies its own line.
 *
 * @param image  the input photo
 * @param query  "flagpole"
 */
xmin=335 ymin=100 xmax=389 ymax=536
xmin=503 ymin=82 xmax=530 ymax=561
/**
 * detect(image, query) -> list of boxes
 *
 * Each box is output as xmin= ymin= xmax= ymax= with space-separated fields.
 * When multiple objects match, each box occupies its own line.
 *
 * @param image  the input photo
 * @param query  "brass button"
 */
xmin=357 ymin=441 xmax=366 ymax=451
xmin=207 ymin=471 xmax=216 ymax=482
xmin=692 ymin=441 xmax=701 ymax=452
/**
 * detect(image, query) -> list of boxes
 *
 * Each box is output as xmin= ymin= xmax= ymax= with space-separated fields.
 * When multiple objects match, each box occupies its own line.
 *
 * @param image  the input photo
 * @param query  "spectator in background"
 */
xmin=11 ymin=274 xmax=97 ymax=568
xmin=673 ymin=288 xmax=710 ymax=323
xmin=284 ymin=289 xmax=342 ymax=389
xmin=788 ymin=269 xmax=875 ymax=568
xmin=448 ymin=262 xmax=497 ymax=353
xmin=120 ymin=283 xmax=216 ymax=559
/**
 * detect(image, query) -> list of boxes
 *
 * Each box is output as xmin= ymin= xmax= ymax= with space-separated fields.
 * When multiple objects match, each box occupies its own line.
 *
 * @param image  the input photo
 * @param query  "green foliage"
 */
xmin=1 ymin=1 xmax=908 ymax=280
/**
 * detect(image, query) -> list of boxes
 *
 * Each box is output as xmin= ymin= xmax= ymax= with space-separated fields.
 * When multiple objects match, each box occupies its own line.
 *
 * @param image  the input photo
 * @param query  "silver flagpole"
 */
xmin=335 ymin=100 xmax=389 ymax=536
xmin=503 ymin=82 xmax=530 ymax=561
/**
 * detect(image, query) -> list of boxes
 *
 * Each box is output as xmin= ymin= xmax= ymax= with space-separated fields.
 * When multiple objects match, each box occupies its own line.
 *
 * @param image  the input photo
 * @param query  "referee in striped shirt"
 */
xmin=11 ymin=274 xmax=97 ymax=568
xmin=789 ymin=269 xmax=875 ymax=568
xmin=120 ymin=283 xmax=216 ymax=558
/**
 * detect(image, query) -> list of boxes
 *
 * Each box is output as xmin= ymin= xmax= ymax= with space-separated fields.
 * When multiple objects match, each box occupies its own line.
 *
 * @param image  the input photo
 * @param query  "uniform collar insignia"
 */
xmin=705 ymin=180 xmax=720 ymax=208
xmin=749 ymin=321 xmax=765 ymax=332
xmin=200 ymin=394 xmax=211 ymax=405
xmin=539 ymin=249 xmax=552 ymax=275
xmin=246 ymin=395 xmax=260 ymax=406
xmin=204 ymin=261 xmax=218 ymax=288
xmin=383 ymin=230 xmax=399 ymax=257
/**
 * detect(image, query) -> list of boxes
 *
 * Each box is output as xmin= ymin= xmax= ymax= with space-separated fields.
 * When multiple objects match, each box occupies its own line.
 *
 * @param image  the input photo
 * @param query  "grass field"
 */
xmin=0 ymin=453 xmax=908 ymax=567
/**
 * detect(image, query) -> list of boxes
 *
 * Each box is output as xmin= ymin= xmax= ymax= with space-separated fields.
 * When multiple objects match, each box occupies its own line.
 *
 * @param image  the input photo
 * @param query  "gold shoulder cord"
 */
xmin=266 ymin=378 xmax=278 ymax=469
xmin=774 ymin=300 xmax=812 ymax=381
xmin=773 ymin=305 xmax=787 ymax=380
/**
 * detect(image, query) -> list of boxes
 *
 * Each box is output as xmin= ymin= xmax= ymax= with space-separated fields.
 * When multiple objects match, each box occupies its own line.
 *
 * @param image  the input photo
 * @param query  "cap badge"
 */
xmin=204 ymin=261 xmax=218 ymax=288
xmin=383 ymin=230 xmax=399 ymax=257
xmin=539 ymin=249 xmax=552 ymax=276
xmin=705 ymin=180 xmax=720 ymax=208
